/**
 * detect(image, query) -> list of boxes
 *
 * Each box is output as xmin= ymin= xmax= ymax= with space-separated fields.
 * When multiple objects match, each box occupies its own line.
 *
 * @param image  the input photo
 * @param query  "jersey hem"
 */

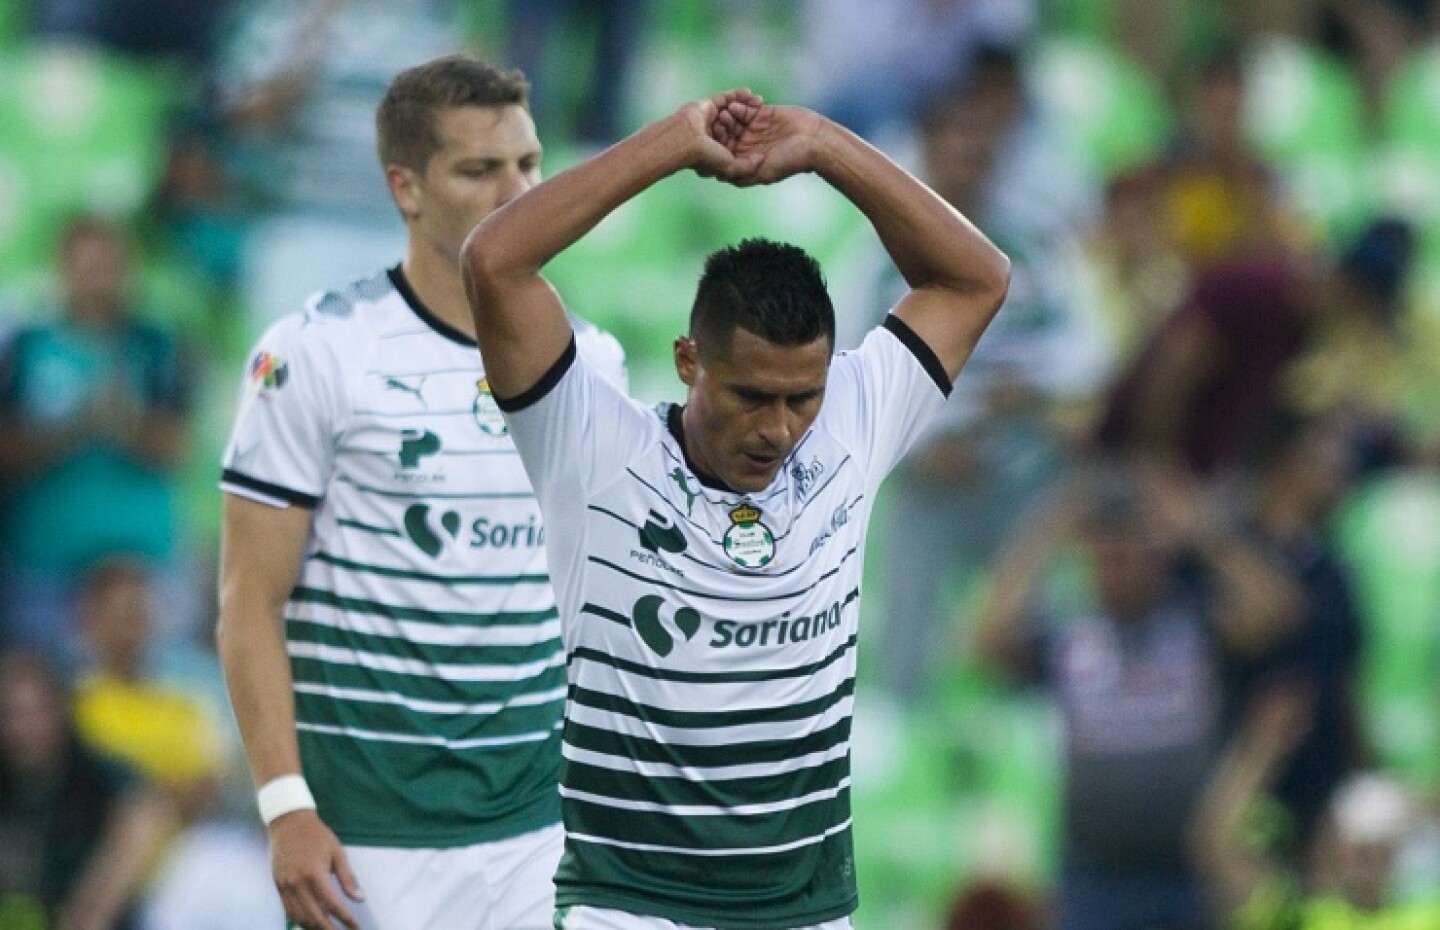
xmin=553 ymin=890 xmax=858 ymax=929
xmin=331 ymin=803 xmax=559 ymax=850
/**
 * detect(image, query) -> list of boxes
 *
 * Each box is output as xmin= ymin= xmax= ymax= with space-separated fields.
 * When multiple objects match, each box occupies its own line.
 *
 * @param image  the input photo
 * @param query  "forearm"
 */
xmin=218 ymin=496 xmax=312 ymax=787
xmin=1191 ymin=733 xmax=1286 ymax=912
xmin=465 ymin=114 xmax=694 ymax=289
xmin=811 ymin=120 xmax=1009 ymax=298
xmin=63 ymin=789 xmax=177 ymax=930
xmin=218 ymin=597 xmax=305 ymax=786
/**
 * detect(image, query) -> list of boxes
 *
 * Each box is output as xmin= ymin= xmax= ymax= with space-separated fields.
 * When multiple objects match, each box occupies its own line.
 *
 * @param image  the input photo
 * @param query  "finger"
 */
xmin=281 ymin=884 xmax=327 ymax=930
xmin=334 ymin=848 xmax=366 ymax=903
xmin=308 ymin=873 xmax=359 ymax=930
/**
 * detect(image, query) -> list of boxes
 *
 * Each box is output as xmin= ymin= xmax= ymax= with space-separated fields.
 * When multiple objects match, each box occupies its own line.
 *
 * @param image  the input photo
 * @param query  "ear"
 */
xmin=386 ymin=164 xmax=422 ymax=220
xmin=674 ymin=336 xmax=698 ymax=388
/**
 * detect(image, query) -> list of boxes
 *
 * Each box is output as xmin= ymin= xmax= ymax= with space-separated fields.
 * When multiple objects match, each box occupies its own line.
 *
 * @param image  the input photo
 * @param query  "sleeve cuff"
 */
xmin=220 ymin=469 xmax=321 ymax=509
xmin=882 ymin=315 xmax=953 ymax=397
xmin=493 ymin=337 xmax=578 ymax=413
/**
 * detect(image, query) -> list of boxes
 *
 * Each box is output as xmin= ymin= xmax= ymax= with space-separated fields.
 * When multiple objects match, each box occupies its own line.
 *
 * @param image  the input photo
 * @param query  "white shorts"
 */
xmin=555 ymin=905 xmax=853 ymax=930
xmin=337 ymin=823 xmax=563 ymax=930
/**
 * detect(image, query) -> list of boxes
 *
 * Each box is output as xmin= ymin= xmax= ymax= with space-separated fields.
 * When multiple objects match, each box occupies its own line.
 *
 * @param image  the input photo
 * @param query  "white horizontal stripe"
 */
xmin=567 ymin=818 xmax=852 ymax=857
xmin=308 ymin=564 xmax=554 ymax=612
xmin=561 ymin=742 xmax=849 ymax=782
xmin=560 ymin=777 xmax=850 ymax=817
xmin=570 ymin=659 xmax=854 ymax=715
xmin=293 ymin=682 xmax=566 ymax=715
xmin=296 ymin=718 xmax=561 ymax=749
xmin=289 ymin=602 xmax=561 ymax=648
xmin=566 ymin=694 xmax=854 ymax=747
xmin=287 ymin=640 xmax=564 ymax=681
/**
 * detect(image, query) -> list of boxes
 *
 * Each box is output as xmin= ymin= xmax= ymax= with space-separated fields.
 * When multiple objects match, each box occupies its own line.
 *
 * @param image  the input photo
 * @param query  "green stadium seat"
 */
xmin=0 ymin=43 xmax=180 ymax=279
xmin=1246 ymin=38 xmax=1369 ymax=238
xmin=1029 ymin=36 xmax=1171 ymax=178
xmin=1334 ymin=475 xmax=1440 ymax=790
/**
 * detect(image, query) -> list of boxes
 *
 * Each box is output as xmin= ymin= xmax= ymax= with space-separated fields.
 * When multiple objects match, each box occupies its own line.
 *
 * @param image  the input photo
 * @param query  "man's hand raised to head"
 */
xmin=682 ymin=89 xmax=765 ymax=182
xmin=722 ymin=103 xmax=828 ymax=186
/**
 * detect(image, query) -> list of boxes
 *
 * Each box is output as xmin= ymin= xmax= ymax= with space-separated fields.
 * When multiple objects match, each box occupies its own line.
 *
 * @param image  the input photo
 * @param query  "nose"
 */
xmin=755 ymin=400 xmax=792 ymax=450
xmin=497 ymin=168 xmax=534 ymax=207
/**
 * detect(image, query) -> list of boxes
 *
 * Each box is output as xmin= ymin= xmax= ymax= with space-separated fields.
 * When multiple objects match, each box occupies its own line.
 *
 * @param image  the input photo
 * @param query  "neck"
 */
xmin=402 ymin=239 xmax=476 ymax=340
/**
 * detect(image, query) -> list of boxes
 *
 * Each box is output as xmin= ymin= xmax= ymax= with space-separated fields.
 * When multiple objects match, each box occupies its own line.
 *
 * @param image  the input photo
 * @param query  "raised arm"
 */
xmin=462 ymin=90 xmax=763 ymax=400
xmin=730 ymin=107 xmax=1012 ymax=379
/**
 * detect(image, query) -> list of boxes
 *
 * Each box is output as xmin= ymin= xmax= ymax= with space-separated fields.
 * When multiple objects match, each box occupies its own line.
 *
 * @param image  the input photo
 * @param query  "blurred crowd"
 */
xmin=1 ymin=1 xmax=1439 ymax=928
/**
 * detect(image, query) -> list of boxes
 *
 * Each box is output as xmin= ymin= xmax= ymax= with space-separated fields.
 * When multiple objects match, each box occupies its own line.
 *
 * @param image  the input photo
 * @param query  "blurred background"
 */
xmin=1 ymin=1 xmax=1439 ymax=928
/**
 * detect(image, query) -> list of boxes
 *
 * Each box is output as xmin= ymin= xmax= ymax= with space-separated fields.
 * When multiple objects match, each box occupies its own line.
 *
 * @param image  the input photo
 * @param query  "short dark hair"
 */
xmin=689 ymin=239 xmax=834 ymax=359
xmin=376 ymin=55 xmax=529 ymax=171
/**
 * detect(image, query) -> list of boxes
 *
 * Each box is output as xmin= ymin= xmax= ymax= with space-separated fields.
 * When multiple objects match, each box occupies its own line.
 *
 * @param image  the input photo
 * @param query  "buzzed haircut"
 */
xmin=376 ymin=55 xmax=529 ymax=171
xmin=689 ymin=238 xmax=835 ymax=360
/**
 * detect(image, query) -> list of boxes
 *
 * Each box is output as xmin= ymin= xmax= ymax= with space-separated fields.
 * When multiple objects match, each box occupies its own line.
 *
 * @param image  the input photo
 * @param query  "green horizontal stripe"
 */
xmin=290 ymin=655 xmax=565 ymax=704
xmin=555 ymin=830 xmax=855 ymax=928
xmin=311 ymin=550 xmax=549 ymax=585
xmin=562 ymin=716 xmax=851 ymax=769
xmin=286 ymin=617 xmax=560 ymax=667
xmin=569 ymin=633 xmax=856 ymax=684
xmin=300 ymin=725 xmax=560 ymax=842
xmin=569 ymin=677 xmax=855 ymax=730
xmin=563 ymin=785 xmax=850 ymax=852
xmin=290 ymin=586 xmax=557 ymax=628
xmin=295 ymin=688 xmax=561 ymax=742
xmin=564 ymin=755 xmax=850 ymax=812
xmin=336 ymin=518 xmax=402 ymax=537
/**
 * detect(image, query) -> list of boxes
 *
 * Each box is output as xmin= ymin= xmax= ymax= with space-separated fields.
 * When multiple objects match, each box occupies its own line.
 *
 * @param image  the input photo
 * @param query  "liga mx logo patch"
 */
xmin=248 ymin=351 xmax=288 ymax=394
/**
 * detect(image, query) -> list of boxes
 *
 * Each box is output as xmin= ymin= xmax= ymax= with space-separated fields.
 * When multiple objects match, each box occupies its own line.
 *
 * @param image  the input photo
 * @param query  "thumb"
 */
xmin=334 ymin=847 xmax=365 ymax=902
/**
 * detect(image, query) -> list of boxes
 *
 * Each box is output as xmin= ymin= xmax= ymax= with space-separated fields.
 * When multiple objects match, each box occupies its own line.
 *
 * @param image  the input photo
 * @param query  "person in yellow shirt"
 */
xmin=71 ymin=556 xmax=225 ymax=813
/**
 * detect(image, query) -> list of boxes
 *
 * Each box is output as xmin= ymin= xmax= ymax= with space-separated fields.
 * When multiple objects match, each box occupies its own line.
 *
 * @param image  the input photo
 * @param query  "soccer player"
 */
xmin=217 ymin=57 xmax=626 ymax=930
xmin=462 ymin=90 xmax=1010 ymax=929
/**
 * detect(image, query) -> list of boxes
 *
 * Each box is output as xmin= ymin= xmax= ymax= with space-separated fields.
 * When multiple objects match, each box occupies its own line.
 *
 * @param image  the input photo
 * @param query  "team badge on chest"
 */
xmin=723 ymin=503 xmax=775 ymax=569
xmin=473 ymin=377 xmax=509 ymax=437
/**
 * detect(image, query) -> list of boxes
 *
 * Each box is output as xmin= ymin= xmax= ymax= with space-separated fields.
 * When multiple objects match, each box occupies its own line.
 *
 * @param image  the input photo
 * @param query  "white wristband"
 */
xmin=257 ymin=774 xmax=317 ymax=826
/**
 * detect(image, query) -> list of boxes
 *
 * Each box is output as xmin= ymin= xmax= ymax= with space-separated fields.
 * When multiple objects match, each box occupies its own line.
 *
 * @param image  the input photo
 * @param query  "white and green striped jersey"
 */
xmin=221 ymin=267 xmax=626 ymax=848
xmin=503 ymin=317 xmax=951 ymax=928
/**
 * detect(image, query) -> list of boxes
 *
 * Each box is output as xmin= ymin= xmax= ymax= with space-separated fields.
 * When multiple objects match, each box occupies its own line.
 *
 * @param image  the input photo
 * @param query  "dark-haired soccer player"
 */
xmin=463 ymin=90 xmax=1010 ymax=928
xmin=218 ymin=57 xmax=625 ymax=930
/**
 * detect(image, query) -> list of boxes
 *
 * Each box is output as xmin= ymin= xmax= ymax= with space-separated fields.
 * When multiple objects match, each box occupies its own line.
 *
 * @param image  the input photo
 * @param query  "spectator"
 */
xmin=0 ymin=650 xmax=176 ymax=930
xmin=71 ymin=556 xmax=226 ymax=818
xmin=1078 ymin=168 xmax=1189 ymax=374
xmin=972 ymin=462 xmax=1298 ymax=930
xmin=1192 ymin=685 xmax=1440 ymax=927
xmin=1229 ymin=413 xmax=1369 ymax=849
xmin=1096 ymin=216 xmax=1414 ymax=478
xmin=874 ymin=45 xmax=1104 ymax=704
xmin=209 ymin=0 xmax=462 ymax=324
xmin=0 ymin=217 xmax=194 ymax=670
xmin=1148 ymin=47 xmax=1300 ymax=271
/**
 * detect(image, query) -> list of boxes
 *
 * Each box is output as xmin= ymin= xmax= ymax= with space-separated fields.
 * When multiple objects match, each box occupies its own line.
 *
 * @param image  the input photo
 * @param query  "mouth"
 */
xmin=740 ymin=451 xmax=782 ymax=472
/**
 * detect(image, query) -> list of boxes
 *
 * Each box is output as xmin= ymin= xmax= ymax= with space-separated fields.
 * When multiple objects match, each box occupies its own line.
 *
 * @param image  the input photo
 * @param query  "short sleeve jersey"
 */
xmin=220 ymin=267 xmax=627 ymax=847
xmin=503 ymin=316 xmax=949 ymax=928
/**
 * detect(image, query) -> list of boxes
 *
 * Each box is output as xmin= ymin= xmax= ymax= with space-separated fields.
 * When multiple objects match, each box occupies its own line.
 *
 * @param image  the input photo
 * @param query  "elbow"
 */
xmin=980 ymin=246 xmax=1012 ymax=318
